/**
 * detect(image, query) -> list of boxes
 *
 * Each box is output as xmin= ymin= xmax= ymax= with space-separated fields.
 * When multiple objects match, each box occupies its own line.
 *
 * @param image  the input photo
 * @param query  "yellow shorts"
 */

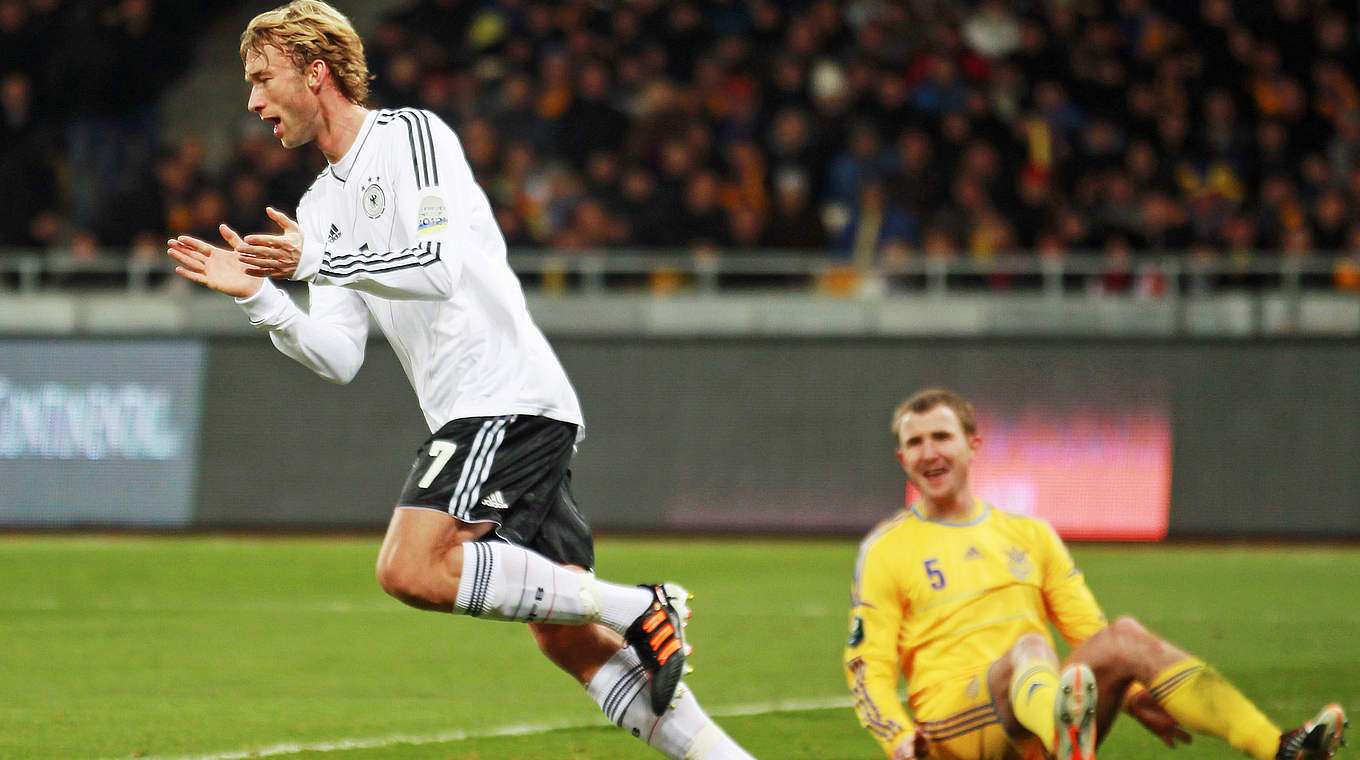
xmin=913 ymin=672 xmax=1042 ymax=760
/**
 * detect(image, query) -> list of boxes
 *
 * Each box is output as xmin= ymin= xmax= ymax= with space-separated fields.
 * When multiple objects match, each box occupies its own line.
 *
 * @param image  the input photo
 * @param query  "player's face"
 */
xmin=896 ymin=405 xmax=980 ymax=504
xmin=245 ymin=46 xmax=321 ymax=149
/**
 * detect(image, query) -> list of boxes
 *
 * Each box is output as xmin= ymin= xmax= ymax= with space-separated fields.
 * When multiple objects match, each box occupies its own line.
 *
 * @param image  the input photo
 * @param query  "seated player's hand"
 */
xmin=236 ymin=206 xmax=305 ymax=279
xmin=893 ymin=728 xmax=930 ymax=760
xmin=1127 ymin=689 xmax=1192 ymax=748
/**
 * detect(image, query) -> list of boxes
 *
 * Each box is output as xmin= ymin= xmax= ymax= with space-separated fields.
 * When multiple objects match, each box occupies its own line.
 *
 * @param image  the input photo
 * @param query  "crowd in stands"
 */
xmin=0 ymin=0 xmax=237 ymax=258
xmin=3 ymin=0 xmax=1360 ymax=292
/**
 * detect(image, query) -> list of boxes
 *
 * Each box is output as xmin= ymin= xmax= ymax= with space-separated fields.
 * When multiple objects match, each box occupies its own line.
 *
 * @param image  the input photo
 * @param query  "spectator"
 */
xmin=1093 ymin=236 xmax=1136 ymax=295
xmin=889 ymin=129 xmax=944 ymax=221
xmin=583 ymin=149 xmax=627 ymax=217
xmin=766 ymin=168 xmax=828 ymax=250
xmin=1140 ymin=192 xmax=1195 ymax=251
xmin=963 ymin=1 xmax=1021 ymax=60
xmin=1221 ymin=212 xmax=1260 ymax=288
xmin=1280 ymin=224 xmax=1314 ymax=260
xmin=1183 ymin=240 xmax=1224 ymax=294
xmin=461 ymin=116 xmax=501 ymax=189
xmin=835 ymin=178 xmax=918 ymax=267
xmin=968 ymin=211 xmax=1016 ymax=281
xmin=185 ymin=187 xmax=228 ymax=243
xmin=765 ymin=105 xmax=824 ymax=197
xmin=1327 ymin=110 xmax=1360 ymax=179
xmin=726 ymin=205 xmax=768 ymax=250
xmin=0 ymin=0 xmax=36 ymax=80
xmin=488 ymin=72 xmax=549 ymax=152
xmin=1256 ymin=174 xmax=1305 ymax=248
xmin=555 ymin=198 xmax=620 ymax=252
xmin=761 ymin=54 xmax=811 ymax=130
xmin=909 ymin=57 xmax=968 ymax=117
xmin=0 ymin=72 xmax=60 ymax=247
xmin=557 ymin=59 xmax=629 ymax=170
xmin=11 ymin=0 xmax=1359 ymax=285
xmin=224 ymin=172 xmax=269 ymax=238
xmin=921 ymin=225 xmax=960 ymax=263
xmin=679 ymin=170 xmax=729 ymax=250
xmin=718 ymin=137 xmax=769 ymax=218
xmin=1124 ymin=139 xmax=1174 ymax=195
xmin=618 ymin=165 xmax=675 ymax=248
xmin=1311 ymin=190 xmax=1350 ymax=251
xmin=826 ymin=120 xmax=890 ymax=205
xmin=1334 ymin=223 xmax=1360 ymax=290
xmin=1012 ymin=166 xmax=1056 ymax=249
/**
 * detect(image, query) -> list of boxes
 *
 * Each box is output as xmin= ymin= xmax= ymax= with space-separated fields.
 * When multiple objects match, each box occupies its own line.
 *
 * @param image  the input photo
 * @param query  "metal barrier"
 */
xmin=2 ymin=249 xmax=1357 ymax=338
xmin=0 ymin=248 xmax=1353 ymax=296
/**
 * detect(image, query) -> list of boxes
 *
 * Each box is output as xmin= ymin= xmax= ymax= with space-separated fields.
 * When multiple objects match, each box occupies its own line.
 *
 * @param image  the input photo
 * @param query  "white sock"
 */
xmin=586 ymin=647 xmax=756 ymax=760
xmin=453 ymin=541 xmax=650 ymax=627
xmin=594 ymin=579 xmax=655 ymax=633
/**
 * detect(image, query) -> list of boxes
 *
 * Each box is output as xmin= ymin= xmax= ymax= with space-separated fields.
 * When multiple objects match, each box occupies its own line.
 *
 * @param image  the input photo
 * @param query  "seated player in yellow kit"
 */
xmin=843 ymin=388 xmax=1347 ymax=760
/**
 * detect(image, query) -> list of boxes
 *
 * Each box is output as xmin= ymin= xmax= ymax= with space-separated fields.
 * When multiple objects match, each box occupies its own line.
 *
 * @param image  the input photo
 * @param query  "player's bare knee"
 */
xmin=373 ymin=557 xmax=415 ymax=601
xmin=1108 ymin=615 xmax=1150 ymax=645
xmin=1076 ymin=615 xmax=1156 ymax=676
xmin=375 ymin=555 xmax=453 ymax=610
xmin=1012 ymin=632 xmax=1057 ymax=664
xmin=1015 ymin=632 xmax=1049 ymax=652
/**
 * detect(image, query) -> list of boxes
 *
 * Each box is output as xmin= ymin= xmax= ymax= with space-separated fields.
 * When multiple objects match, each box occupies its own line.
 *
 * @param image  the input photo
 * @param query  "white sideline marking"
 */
xmin=101 ymin=695 xmax=854 ymax=760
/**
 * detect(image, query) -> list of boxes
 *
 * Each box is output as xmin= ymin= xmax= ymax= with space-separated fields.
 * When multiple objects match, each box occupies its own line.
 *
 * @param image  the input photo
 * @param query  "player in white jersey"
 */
xmin=165 ymin=3 xmax=754 ymax=758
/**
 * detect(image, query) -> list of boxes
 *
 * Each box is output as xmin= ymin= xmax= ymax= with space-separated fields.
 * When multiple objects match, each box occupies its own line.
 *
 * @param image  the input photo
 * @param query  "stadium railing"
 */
xmin=1 ymin=248 xmax=1357 ymax=337
xmin=0 ymin=247 xmax=1354 ymax=294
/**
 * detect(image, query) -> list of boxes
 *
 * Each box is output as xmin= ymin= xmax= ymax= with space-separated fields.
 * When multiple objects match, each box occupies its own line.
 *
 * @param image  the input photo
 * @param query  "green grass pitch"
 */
xmin=1 ymin=536 xmax=1356 ymax=760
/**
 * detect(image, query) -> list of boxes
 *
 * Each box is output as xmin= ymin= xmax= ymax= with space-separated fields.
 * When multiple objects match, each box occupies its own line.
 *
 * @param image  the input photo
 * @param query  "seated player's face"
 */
xmin=896 ymin=405 xmax=978 ymax=503
xmin=245 ymin=45 xmax=321 ymax=150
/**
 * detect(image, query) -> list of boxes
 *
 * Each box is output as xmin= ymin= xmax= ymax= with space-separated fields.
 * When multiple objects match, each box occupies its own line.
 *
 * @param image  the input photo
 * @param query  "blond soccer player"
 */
xmin=166 ymin=3 xmax=755 ymax=758
xmin=844 ymin=388 xmax=1346 ymax=760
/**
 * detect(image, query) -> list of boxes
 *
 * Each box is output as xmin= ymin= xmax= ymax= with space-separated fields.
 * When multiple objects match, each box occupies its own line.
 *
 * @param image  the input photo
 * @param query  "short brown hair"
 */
xmin=891 ymin=388 xmax=978 ymax=445
xmin=241 ymin=0 xmax=371 ymax=104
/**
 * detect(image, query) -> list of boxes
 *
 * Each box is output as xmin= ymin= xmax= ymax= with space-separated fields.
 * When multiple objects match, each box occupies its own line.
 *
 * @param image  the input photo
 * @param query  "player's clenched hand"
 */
xmin=167 ymin=229 xmax=263 ymax=298
xmin=237 ymin=206 xmax=305 ymax=279
xmin=893 ymin=728 xmax=930 ymax=760
xmin=1126 ymin=689 xmax=1192 ymax=748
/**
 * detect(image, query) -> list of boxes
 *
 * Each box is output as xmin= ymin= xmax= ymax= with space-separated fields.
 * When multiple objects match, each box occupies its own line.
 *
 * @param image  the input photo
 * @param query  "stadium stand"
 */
xmin=1 ymin=0 xmax=1359 ymax=294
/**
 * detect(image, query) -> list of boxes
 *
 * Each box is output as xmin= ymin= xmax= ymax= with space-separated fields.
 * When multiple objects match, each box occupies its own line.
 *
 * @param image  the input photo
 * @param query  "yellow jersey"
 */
xmin=843 ymin=500 xmax=1107 ymax=756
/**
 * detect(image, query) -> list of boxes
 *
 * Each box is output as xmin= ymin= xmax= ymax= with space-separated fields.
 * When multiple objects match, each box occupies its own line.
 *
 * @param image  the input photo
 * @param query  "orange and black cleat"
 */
xmin=626 ymin=582 xmax=692 ymax=714
xmin=1278 ymin=704 xmax=1349 ymax=760
xmin=1054 ymin=664 xmax=1098 ymax=760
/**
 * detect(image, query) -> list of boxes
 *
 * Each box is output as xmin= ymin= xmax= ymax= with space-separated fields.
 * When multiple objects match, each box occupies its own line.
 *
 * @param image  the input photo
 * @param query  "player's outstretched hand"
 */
xmin=237 ymin=206 xmax=305 ymax=279
xmin=1127 ymin=688 xmax=1192 ymax=748
xmin=167 ymin=227 xmax=263 ymax=298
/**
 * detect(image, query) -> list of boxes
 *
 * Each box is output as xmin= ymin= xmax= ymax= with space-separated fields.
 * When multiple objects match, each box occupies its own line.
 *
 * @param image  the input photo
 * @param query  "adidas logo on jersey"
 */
xmin=327 ymin=223 xmax=341 ymax=242
xmin=964 ymin=546 xmax=983 ymax=560
xmin=481 ymin=491 xmax=509 ymax=510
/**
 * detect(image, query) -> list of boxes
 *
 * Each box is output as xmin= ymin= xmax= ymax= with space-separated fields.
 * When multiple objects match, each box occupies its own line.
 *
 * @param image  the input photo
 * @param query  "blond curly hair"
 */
xmin=241 ymin=0 xmax=371 ymax=104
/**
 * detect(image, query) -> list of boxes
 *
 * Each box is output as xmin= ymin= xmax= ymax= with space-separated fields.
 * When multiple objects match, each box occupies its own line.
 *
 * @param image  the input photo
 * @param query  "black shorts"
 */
xmin=396 ymin=415 xmax=594 ymax=570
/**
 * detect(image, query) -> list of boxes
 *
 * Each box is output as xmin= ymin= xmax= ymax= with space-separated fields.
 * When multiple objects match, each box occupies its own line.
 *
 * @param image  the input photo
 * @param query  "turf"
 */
xmin=0 ymin=536 xmax=1355 ymax=760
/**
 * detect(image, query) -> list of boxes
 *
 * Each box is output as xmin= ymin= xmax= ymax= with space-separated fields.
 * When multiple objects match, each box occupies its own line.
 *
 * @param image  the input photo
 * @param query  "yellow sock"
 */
xmin=1151 ymin=659 xmax=1281 ymax=760
xmin=1011 ymin=661 xmax=1062 ymax=753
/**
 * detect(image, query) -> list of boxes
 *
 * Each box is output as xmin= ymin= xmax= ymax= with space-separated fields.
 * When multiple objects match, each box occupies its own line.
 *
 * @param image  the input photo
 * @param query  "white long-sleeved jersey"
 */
xmin=235 ymin=108 xmax=582 ymax=433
